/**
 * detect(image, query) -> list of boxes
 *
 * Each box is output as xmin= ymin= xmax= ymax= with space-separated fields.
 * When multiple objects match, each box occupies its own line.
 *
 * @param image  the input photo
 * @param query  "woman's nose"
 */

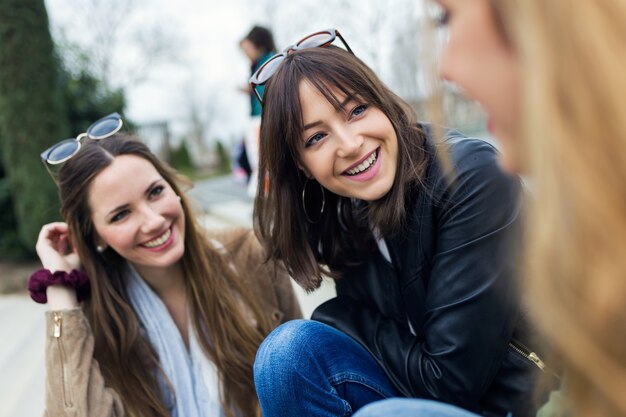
xmin=335 ymin=128 xmax=363 ymax=158
xmin=140 ymin=206 xmax=166 ymax=234
xmin=437 ymin=33 xmax=454 ymax=83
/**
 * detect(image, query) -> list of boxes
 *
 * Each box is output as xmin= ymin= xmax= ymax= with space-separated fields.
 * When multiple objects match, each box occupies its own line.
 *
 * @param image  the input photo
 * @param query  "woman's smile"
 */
xmin=140 ymin=225 xmax=174 ymax=251
xmin=341 ymin=148 xmax=381 ymax=182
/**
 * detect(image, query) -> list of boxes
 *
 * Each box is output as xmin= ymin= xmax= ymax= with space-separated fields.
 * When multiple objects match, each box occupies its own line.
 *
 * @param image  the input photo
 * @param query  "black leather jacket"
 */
xmin=312 ymin=133 xmax=541 ymax=417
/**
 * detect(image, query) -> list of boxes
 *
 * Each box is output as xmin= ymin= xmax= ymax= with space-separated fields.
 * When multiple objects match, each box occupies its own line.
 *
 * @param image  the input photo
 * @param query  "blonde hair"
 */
xmin=502 ymin=1 xmax=626 ymax=416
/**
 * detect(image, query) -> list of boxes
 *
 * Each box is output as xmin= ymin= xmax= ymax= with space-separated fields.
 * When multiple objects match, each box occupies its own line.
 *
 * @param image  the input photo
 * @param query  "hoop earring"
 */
xmin=301 ymin=177 xmax=325 ymax=223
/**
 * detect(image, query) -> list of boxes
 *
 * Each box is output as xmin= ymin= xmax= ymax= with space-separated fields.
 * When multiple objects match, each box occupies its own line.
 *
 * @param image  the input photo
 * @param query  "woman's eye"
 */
xmin=350 ymin=104 xmax=368 ymax=118
xmin=437 ymin=10 xmax=450 ymax=26
xmin=431 ymin=3 xmax=450 ymax=27
xmin=150 ymin=185 xmax=165 ymax=198
xmin=110 ymin=210 xmax=129 ymax=223
xmin=305 ymin=132 xmax=326 ymax=148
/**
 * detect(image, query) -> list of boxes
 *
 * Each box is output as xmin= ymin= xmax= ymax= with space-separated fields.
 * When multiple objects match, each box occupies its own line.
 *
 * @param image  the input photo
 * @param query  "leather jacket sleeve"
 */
xmin=313 ymin=139 xmax=522 ymax=410
xmin=44 ymin=308 xmax=124 ymax=417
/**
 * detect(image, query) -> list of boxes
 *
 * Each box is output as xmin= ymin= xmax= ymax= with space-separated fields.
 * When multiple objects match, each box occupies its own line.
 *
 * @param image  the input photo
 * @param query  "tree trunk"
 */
xmin=0 ymin=0 xmax=68 ymax=252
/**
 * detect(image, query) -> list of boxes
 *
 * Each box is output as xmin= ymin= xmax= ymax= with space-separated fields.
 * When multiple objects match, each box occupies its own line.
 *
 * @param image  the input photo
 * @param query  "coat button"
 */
xmin=271 ymin=310 xmax=282 ymax=322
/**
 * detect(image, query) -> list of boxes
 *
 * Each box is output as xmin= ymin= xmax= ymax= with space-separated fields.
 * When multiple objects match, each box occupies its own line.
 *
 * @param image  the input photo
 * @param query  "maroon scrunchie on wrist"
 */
xmin=28 ymin=268 xmax=91 ymax=304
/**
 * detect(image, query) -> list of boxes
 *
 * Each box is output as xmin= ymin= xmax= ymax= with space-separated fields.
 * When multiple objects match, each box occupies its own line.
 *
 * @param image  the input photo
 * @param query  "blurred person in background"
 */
xmin=232 ymin=137 xmax=253 ymax=185
xmin=32 ymin=114 xmax=300 ymax=417
xmin=240 ymin=25 xmax=276 ymax=197
xmin=353 ymin=0 xmax=626 ymax=417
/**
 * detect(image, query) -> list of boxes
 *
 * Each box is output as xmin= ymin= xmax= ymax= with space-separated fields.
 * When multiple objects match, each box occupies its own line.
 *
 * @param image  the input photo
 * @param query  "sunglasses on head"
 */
xmin=248 ymin=28 xmax=353 ymax=105
xmin=40 ymin=112 xmax=123 ymax=178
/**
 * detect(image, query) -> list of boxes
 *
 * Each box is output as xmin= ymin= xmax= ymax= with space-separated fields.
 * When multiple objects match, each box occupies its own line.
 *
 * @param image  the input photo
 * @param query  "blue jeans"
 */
xmin=354 ymin=398 xmax=482 ymax=417
xmin=254 ymin=320 xmax=400 ymax=417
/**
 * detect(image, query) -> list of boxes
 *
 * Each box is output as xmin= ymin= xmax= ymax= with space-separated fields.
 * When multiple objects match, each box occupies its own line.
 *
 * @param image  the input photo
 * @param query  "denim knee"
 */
xmin=254 ymin=319 xmax=327 ymax=377
xmin=254 ymin=320 xmax=401 ymax=416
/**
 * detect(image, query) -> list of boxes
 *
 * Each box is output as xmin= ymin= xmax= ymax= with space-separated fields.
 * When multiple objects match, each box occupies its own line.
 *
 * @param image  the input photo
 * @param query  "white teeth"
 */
xmin=347 ymin=151 xmax=378 ymax=176
xmin=143 ymin=228 xmax=171 ymax=248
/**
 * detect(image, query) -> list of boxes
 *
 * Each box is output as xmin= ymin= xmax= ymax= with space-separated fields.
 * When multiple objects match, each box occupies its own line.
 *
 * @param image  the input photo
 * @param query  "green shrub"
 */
xmin=214 ymin=140 xmax=231 ymax=175
xmin=170 ymin=140 xmax=194 ymax=172
xmin=0 ymin=175 xmax=29 ymax=259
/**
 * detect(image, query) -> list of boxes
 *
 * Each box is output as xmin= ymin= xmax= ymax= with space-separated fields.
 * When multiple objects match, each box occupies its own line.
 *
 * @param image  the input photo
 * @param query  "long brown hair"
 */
xmin=489 ymin=1 xmax=626 ymax=416
xmin=253 ymin=46 xmax=429 ymax=291
xmin=57 ymin=134 xmax=271 ymax=417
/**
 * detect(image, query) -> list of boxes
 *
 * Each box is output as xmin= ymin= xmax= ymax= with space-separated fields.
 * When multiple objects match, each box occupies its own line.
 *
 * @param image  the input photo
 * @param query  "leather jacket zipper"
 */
xmin=509 ymin=339 xmax=546 ymax=371
xmin=53 ymin=312 xmax=74 ymax=407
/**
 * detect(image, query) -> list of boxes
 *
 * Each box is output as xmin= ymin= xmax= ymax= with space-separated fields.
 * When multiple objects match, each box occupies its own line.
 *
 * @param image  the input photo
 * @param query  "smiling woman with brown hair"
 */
xmin=251 ymin=29 xmax=542 ymax=417
xmin=31 ymin=115 xmax=300 ymax=417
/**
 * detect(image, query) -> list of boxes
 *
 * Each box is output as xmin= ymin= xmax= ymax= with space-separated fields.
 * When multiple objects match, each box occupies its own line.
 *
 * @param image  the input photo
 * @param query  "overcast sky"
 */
xmin=43 ymin=0 xmax=428 ymax=145
xmin=44 ymin=0 xmax=262 ymax=143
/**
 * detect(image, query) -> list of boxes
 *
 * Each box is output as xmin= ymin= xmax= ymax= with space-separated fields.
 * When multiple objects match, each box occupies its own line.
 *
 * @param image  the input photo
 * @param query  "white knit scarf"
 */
xmin=126 ymin=264 xmax=223 ymax=417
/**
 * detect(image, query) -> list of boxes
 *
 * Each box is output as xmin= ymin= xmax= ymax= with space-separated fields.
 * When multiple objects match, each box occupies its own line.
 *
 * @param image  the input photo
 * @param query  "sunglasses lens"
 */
xmin=88 ymin=117 xmax=121 ymax=139
xmin=297 ymin=32 xmax=334 ymax=49
xmin=44 ymin=139 xmax=80 ymax=163
xmin=256 ymin=55 xmax=285 ymax=84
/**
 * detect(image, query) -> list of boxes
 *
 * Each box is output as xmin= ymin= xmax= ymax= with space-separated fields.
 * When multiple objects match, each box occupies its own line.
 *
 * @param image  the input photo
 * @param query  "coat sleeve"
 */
xmin=313 ymin=140 xmax=523 ymax=409
xmin=268 ymin=260 xmax=303 ymax=323
xmin=44 ymin=308 xmax=124 ymax=417
xmin=207 ymin=227 xmax=302 ymax=325
xmin=238 ymin=229 xmax=303 ymax=323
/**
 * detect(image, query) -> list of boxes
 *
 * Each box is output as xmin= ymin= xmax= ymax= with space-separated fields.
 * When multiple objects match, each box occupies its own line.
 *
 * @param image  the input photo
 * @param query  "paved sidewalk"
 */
xmin=0 ymin=295 xmax=46 ymax=417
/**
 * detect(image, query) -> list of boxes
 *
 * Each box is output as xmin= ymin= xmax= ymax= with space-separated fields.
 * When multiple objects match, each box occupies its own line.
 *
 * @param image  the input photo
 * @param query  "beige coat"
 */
xmin=43 ymin=228 xmax=302 ymax=417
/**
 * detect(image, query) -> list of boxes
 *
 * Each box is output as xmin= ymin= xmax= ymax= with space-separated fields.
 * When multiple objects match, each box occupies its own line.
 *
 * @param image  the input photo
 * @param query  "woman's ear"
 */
xmin=297 ymin=162 xmax=312 ymax=178
xmin=94 ymin=236 xmax=108 ymax=253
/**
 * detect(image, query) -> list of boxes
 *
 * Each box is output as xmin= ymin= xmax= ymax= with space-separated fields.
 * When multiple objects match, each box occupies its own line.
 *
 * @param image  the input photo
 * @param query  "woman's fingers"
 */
xmin=39 ymin=222 xmax=68 ymax=244
xmin=36 ymin=222 xmax=78 ymax=272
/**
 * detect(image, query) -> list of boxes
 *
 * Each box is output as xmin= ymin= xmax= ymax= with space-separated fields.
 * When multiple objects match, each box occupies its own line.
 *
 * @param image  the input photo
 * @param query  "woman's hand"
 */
xmin=36 ymin=223 xmax=82 ymax=310
xmin=36 ymin=222 xmax=81 ymax=272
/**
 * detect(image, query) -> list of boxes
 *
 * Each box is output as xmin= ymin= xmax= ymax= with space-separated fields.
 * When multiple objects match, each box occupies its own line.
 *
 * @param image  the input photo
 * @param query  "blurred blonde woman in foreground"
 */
xmin=354 ymin=0 xmax=626 ymax=417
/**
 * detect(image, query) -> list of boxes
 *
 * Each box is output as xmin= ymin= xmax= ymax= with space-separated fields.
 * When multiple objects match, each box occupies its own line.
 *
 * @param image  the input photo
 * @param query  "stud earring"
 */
xmin=96 ymin=245 xmax=106 ymax=253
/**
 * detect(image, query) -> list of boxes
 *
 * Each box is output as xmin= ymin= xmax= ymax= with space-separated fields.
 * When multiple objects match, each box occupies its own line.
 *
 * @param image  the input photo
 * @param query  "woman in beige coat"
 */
xmin=34 ymin=114 xmax=300 ymax=417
